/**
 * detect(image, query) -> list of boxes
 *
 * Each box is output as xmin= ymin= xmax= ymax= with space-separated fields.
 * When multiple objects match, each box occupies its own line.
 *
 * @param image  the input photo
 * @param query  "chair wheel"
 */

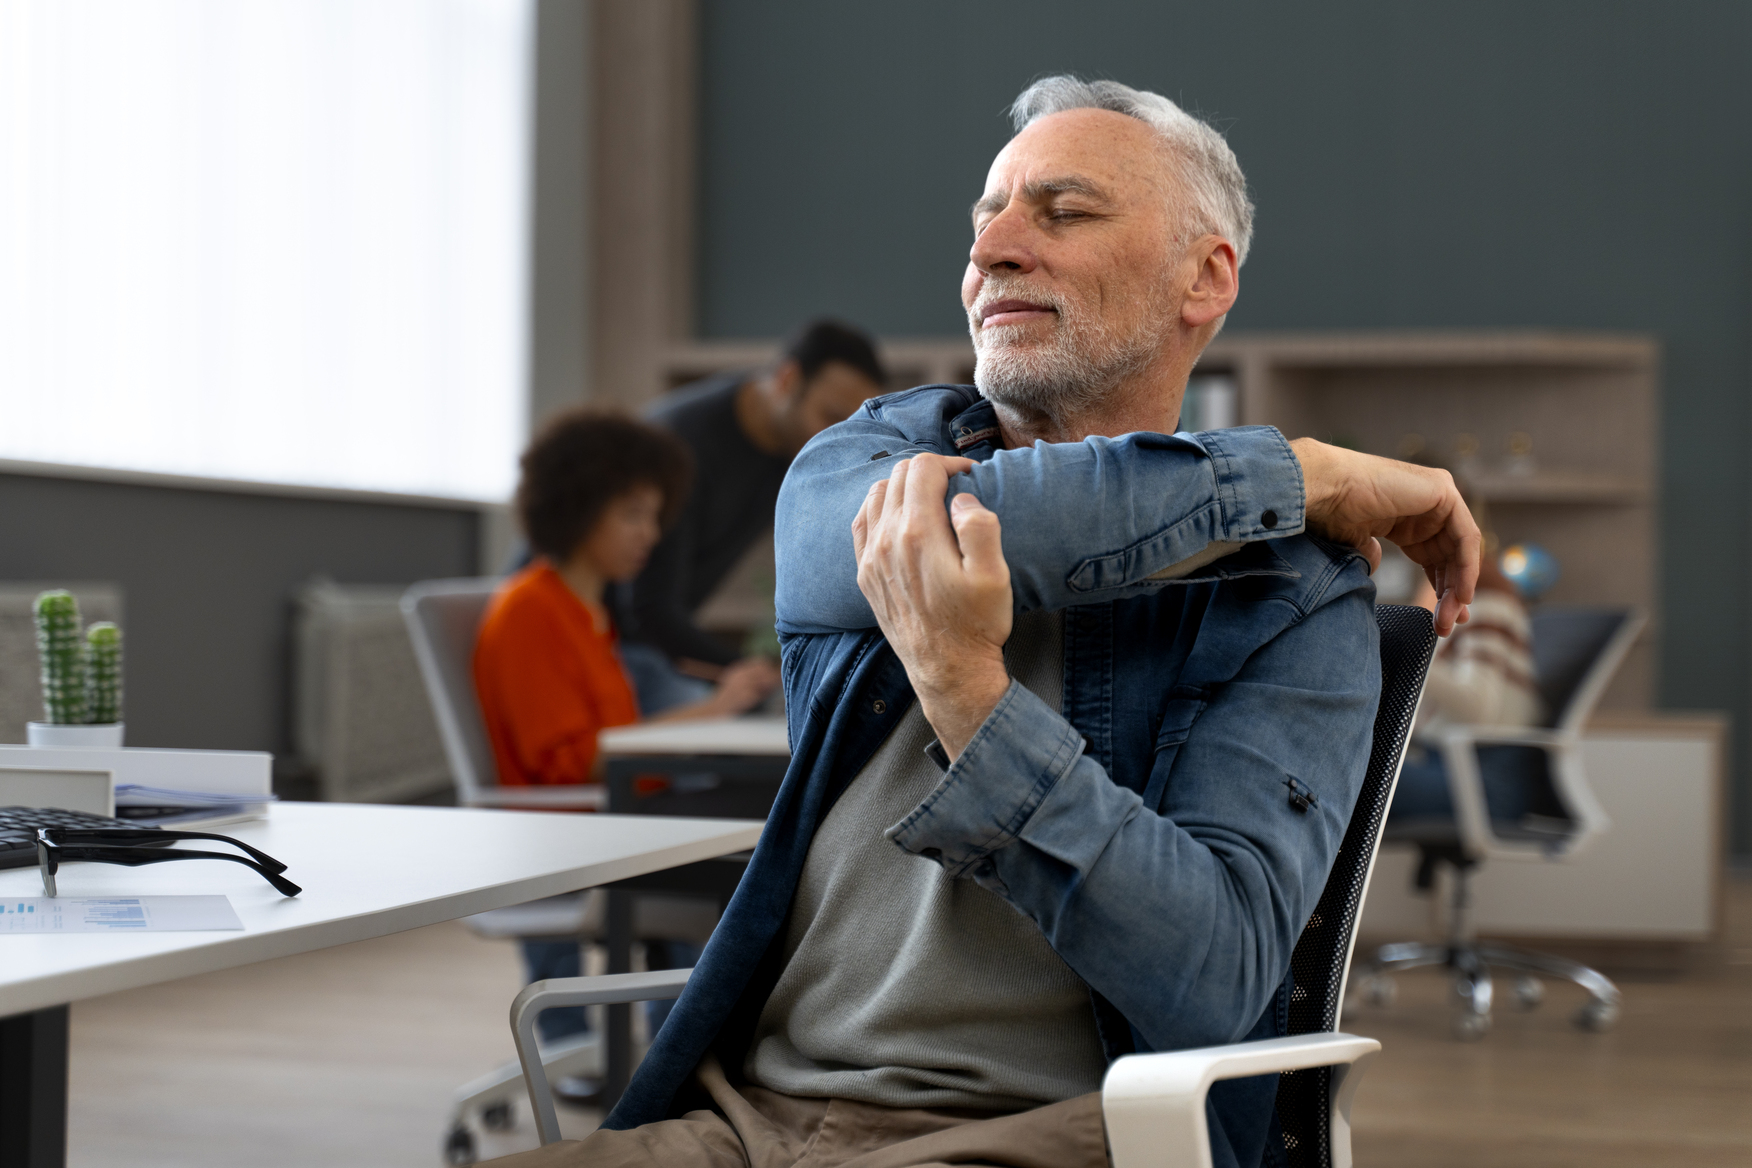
xmin=1575 ymin=1000 xmax=1619 ymax=1032
xmin=1512 ymin=976 xmax=1545 ymax=1009
xmin=480 ymin=1100 xmax=515 ymax=1131
xmin=443 ymin=1123 xmax=478 ymax=1166
xmin=1361 ymin=975 xmax=1397 ymax=1008
xmin=1452 ymin=1010 xmax=1491 ymax=1041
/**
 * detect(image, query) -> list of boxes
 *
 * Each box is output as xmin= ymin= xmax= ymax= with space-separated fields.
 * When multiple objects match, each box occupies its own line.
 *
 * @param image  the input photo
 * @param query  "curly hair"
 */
xmin=515 ymin=408 xmax=693 ymax=563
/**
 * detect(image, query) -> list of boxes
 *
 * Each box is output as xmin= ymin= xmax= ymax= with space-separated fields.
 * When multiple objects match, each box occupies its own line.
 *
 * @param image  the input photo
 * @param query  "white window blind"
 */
xmin=0 ymin=0 xmax=532 ymax=502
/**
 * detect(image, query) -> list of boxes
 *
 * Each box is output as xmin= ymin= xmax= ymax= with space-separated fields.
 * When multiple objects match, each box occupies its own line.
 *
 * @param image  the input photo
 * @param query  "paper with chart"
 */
xmin=0 ymin=896 xmax=244 ymax=933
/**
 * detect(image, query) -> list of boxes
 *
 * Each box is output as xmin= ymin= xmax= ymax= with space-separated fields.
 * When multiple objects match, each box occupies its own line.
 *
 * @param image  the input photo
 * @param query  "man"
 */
xmin=490 ymin=76 xmax=1475 ymax=1168
xmin=615 ymin=319 xmax=887 ymax=702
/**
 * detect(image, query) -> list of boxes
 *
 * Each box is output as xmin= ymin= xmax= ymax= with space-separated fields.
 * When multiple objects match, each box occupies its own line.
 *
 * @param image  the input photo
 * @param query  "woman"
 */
xmin=474 ymin=409 xmax=774 ymax=789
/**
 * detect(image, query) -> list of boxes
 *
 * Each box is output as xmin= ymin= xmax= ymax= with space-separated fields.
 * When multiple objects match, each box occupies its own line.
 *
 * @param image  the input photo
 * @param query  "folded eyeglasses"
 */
xmin=35 ymin=827 xmax=302 ymax=898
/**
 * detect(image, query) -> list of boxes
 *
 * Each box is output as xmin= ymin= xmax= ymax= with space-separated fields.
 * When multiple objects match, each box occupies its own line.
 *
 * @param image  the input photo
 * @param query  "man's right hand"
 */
xmin=1289 ymin=437 xmax=1480 ymax=636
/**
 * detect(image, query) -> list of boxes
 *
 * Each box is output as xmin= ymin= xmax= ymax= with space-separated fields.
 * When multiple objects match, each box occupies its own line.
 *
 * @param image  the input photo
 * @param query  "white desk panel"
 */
xmin=0 ymin=802 xmax=761 ymax=1016
xmin=599 ymin=716 xmax=790 ymax=757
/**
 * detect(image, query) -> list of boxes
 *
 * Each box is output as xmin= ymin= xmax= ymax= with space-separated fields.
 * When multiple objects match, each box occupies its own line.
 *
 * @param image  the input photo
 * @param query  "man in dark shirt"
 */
xmin=619 ymin=319 xmax=886 ymax=682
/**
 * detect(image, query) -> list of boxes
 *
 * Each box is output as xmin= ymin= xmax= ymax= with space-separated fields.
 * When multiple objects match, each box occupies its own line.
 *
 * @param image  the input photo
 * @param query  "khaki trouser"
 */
xmin=483 ymin=1054 xmax=1110 ymax=1168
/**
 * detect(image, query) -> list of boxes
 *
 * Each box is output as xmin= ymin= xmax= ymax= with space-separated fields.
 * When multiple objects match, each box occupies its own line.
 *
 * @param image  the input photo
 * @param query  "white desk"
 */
xmin=598 ymin=715 xmax=790 ymax=757
xmin=0 ymin=802 xmax=763 ymax=1166
xmin=597 ymin=715 xmax=790 ymax=817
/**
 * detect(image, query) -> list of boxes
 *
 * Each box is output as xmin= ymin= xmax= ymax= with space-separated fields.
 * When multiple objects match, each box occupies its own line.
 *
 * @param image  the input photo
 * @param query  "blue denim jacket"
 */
xmin=607 ymin=387 xmax=1380 ymax=1168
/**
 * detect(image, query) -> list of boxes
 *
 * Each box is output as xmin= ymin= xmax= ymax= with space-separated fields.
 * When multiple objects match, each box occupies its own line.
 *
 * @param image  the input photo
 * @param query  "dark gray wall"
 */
xmin=0 ymin=473 xmax=478 ymax=758
xmin=697 ymin=1 xmax=1752 ymax=852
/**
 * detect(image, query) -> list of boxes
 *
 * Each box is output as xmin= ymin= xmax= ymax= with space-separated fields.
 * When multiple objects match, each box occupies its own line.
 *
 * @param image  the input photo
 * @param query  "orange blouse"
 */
xmin=473 ymin=563 xmax=640 ymax=787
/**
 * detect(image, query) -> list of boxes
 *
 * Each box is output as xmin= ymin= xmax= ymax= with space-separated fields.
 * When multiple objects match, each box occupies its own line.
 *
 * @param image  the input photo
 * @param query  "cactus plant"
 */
xmin=85 ymin=622 xmax=123 ymax=725
xmin=33 ymin=590 xmax=89 ymax=725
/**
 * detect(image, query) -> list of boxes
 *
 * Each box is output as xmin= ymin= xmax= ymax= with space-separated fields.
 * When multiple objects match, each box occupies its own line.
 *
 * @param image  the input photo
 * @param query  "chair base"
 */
xmin=1356 ymin=940 xmax=1621 ymax=1040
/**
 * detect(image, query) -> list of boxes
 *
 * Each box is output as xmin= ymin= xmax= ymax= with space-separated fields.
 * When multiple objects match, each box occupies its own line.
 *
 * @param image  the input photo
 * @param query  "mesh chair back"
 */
xmin=1274 ymin=604 xmax=1436 ymax=1168
xmin=401 ymin=579 xmax=501 ymax=803
xmin=1529 ymin=608 xmax=1641 ymax=732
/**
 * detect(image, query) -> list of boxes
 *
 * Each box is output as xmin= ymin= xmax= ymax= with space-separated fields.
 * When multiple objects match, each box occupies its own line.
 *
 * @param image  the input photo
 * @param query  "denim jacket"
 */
xmin=607 ymin=387 xmax=1381 ymax=1168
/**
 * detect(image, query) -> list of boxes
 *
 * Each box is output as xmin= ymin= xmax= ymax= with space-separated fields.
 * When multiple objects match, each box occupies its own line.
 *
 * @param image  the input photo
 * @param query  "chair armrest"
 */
xmin=512 ymin=968 xmax=694 ymax=1145
xmin=1437 ymin=725 xmax=1565 ymax=748
xmin=1103 ymin=1032 xmax=1380 ymax=1168
xmin=1435 ymin=726 xmax=1609 ymax=861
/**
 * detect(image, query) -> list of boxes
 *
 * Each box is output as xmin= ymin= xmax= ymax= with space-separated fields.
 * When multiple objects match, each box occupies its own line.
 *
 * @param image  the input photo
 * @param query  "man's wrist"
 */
xmin=1288 ymin=437 xmax=1336 ymax=517
xmin=912 ymin=655 xmax=1010 ymax=761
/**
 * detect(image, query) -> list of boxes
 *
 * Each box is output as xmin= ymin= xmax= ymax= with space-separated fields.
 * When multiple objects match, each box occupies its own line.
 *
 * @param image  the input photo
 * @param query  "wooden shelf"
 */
xmin=1220 ymin=330 xmax=1658 ymax=713
xmin=1464 ymin=472 xmax=1650 ymax=505
xmin=1203 ymin=330 xmax=1656 ymax=371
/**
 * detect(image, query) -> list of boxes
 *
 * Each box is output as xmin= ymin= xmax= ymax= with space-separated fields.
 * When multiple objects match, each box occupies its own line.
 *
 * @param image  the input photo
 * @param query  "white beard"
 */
xmin=967 ymin=275 xmax=1167 ymax=417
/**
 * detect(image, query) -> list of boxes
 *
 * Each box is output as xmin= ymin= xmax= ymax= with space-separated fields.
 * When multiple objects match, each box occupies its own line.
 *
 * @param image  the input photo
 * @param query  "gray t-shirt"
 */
xmin=744 ymin=611 xmax=1108 ymax=1110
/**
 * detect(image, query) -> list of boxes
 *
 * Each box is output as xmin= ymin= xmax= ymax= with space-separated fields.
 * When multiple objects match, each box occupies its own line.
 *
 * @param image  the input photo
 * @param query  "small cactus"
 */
xmin=85 ymin=622 xmax=123 ymax=725
xmin=33 ymin=590 xmax=89 ymax=725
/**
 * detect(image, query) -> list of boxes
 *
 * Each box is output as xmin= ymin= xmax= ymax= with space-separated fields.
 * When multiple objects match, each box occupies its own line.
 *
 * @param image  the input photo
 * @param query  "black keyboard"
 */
xmin=0 ymin=806 xmax=166 ymax=870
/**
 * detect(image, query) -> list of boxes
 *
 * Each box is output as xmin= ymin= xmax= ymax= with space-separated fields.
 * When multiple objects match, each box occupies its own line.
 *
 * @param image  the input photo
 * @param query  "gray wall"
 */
xmin=696 ymin=1 xmax=1752 ymax=853
xmin=0 ymin=473 xmax=478 ymax=761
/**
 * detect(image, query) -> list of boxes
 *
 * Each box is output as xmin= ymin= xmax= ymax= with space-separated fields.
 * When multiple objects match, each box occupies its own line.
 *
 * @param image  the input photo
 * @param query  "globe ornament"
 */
xmin=1500 ymin=543 xmax=1560 ymax=599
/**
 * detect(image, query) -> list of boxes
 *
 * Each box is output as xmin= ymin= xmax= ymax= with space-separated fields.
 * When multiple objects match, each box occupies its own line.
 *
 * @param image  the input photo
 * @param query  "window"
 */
xmin=0 ymin=0 xmax=533 ymax=501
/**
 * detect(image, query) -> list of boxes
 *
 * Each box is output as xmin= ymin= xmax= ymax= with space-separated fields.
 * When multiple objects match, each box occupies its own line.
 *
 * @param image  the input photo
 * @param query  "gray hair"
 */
xmin=1010 ymin=76 xmax=1254 ymax=265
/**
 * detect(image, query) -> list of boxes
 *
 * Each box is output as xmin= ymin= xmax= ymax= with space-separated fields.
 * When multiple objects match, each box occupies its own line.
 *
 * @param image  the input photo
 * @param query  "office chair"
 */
xmin=508 ymin=605 xmax=1437 ymax=1168
xmin=401 ymin=577 xmax=719 ymax=1164
xmin=401 ymin=579 xmax=603 ymax=811
xmin=1356 ymin=607 xmax=1645 ymax=1040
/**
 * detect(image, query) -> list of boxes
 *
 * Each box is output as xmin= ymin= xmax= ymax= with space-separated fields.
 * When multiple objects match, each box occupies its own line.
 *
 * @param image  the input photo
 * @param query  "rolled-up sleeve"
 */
xmin=885 ymin=681 xmax=1088 ymax=875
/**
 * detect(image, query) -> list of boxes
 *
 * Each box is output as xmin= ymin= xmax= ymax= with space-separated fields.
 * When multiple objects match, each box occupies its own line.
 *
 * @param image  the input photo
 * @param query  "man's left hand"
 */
xmin=853 ymin=454 xmax=1013 ymax=760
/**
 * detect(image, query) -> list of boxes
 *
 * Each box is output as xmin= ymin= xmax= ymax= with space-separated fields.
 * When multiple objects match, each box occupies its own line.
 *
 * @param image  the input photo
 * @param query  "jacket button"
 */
xmin=1261 ymin=509 xmax=1278 ymax=529
xmin=872 ymin=699 xmax=887 ymax=714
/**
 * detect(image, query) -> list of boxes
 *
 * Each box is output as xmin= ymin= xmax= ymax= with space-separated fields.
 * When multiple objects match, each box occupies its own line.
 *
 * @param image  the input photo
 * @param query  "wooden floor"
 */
xmin=65 ymin=876 xmax=1752 ymax=1167
xmin=1347 ymin=877 xmax=1752 ymax=1167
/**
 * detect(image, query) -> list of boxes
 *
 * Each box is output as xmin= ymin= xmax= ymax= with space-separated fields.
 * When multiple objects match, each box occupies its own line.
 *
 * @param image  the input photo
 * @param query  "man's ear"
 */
xmin=771 ymin=359 xmax=805 ymax=403
xmin=1179 ymin=237 xmax=1239 ymax=329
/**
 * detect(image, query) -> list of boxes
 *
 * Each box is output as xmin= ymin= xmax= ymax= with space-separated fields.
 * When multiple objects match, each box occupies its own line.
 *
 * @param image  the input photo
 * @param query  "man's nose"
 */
xmin=968 ymin=205 xmax=1039 ymax=275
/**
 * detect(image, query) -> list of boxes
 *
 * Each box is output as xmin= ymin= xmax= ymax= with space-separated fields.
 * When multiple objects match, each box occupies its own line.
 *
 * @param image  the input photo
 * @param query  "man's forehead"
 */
xmin=980 ymin=108 xmax=1168 ymax=204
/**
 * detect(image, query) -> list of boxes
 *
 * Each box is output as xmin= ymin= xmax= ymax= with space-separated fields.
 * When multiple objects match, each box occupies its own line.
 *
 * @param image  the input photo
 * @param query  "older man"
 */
xmin=490 ymin=76 xmax=1475 ymax=1168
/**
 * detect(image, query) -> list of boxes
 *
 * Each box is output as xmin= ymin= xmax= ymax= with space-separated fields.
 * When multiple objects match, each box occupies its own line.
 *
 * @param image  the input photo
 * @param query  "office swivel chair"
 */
xmin=402 ymin=579 xmax=604 ymax=811
xmin=507 ymin=605 xmax=1437 ymax=1168
xmin=1356 ymin=607 xmax=1645 ymax=1040
xmin=401 ymin=578 xmax=719 ymax=1164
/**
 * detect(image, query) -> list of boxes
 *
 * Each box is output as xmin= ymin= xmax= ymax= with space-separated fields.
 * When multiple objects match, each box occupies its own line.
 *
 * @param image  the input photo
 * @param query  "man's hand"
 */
xmin=1290 ymin=438 xmax=1480 ymax=636
xmin=852 ymin=454 xmax=1012 ymax=760
xmin=712 ymin=657 xmax=781 ymax=713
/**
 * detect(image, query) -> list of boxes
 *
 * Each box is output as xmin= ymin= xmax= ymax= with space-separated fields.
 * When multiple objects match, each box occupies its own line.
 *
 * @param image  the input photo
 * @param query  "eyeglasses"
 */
xmin=35 ymin=827 xmax=302 ymax=898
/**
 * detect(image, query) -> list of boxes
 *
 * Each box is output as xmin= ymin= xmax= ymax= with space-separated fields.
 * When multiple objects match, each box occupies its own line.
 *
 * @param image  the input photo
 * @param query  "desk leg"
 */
xmin=0 ymin=1005 xmax=69 ymax=1168
xmin=603 ymin=887 xmax=634 ymax=1111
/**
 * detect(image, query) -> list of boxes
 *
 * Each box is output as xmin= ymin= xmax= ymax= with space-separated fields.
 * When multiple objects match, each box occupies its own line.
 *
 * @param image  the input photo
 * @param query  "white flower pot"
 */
xmin=27 ymin=722 xmax=125 ymax=748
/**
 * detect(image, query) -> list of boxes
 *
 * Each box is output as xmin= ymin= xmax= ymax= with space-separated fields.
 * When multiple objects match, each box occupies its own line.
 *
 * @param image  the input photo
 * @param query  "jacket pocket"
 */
xmin=1145 ymin=686 xmax=1210 ymax=810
